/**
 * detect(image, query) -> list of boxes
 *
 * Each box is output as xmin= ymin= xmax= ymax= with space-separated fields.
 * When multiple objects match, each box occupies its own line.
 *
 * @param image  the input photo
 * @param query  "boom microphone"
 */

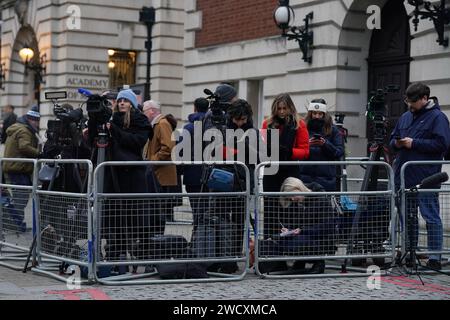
xmin=78 ymin=88 xmax=93 ymax=97
xmin=419 ymin=172 xmax=449 ymax=189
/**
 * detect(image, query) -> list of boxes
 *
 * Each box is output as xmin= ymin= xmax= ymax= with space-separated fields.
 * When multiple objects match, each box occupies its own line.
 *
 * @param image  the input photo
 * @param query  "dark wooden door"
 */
xmin=367 ymin=0 xmax=411 ymax=145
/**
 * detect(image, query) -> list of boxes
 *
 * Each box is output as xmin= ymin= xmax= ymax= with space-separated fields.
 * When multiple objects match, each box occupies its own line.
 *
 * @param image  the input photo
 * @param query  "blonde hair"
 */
xmin=280 ymin=177 xmax=311 ymax=208
xmin=113 ymin=104 xmax=133 ymax=129
xmin=267 ymin=93 xmax=301 ymax=129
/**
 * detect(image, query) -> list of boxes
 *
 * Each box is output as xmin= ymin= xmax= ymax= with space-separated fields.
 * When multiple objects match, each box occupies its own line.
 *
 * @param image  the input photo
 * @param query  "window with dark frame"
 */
xmin=108 ymin=49 xmax=136 ymax=89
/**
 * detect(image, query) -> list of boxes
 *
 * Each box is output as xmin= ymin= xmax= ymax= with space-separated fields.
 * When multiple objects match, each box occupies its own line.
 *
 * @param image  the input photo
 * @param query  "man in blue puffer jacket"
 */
xmin=181 ymin=97 xmax=209 ymax=226
xmin=390 ymin=82 xmax=450 ymax=270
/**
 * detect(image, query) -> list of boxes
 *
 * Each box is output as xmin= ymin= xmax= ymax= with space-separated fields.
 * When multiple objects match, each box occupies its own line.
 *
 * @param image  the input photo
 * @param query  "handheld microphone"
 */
xmin=78 ymin=88 xmax=93 ymax=97
xmin=418 ymin=172 xmax=449 ymax=189
xmin=204 ymin=89 xmax=213 ymax=96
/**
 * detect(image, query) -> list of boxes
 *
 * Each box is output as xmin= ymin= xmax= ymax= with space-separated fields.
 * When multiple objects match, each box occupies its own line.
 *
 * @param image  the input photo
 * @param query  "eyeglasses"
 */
xmin=404 ymin=97 xmax=420 ymax=104
xmin=117 ymin=98 xmax=128 ymax=103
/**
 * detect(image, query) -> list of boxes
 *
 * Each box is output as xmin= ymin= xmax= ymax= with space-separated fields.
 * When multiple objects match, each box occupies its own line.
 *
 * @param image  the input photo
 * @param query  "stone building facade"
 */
xmin=1 ymin=0 xmax=449 ymax=158
xmin=0 ymin=0 xmax=185 ymax=128
xmin=183 ymin=0 xmax=450 ymax=157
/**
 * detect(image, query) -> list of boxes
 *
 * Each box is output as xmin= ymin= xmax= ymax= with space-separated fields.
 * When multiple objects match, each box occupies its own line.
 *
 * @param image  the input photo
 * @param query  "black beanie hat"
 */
xmin=214 ymin=84 xmax=237 ymax=103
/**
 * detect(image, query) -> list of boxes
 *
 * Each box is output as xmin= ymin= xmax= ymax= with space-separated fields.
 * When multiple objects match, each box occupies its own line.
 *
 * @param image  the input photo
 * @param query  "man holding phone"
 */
xmin=390 ymin=82 xmax=450 ymax=270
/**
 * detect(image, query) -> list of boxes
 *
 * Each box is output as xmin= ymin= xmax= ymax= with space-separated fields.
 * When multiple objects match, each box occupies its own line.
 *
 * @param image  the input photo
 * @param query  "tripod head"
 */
xmin=334 ymin=113 xmax=348 ymax=144
xmin=204 ymin=88 xmax=231 ymax=130
xmin=366 ymin=85 xmax=400 ymax=144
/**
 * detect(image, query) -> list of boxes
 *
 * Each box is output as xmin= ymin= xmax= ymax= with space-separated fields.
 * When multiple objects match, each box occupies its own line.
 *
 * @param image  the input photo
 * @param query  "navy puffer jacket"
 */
xmin=181 ymin=112 xmax=206 ymax=186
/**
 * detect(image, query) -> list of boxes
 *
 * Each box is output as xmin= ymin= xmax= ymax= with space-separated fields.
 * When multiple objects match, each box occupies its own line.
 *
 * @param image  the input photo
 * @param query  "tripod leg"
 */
xmin=344 ymin=145 xmax=381 ymax=267
xmin=23 ymin=235 xmax=37 ymax=273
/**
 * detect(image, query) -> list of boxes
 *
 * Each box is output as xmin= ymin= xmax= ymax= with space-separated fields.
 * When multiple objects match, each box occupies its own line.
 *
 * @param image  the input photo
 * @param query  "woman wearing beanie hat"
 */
xmin=299 ymin=98 xmax=344 ymax=191
xmin=98 ymin=89 xmax=152 ymax=264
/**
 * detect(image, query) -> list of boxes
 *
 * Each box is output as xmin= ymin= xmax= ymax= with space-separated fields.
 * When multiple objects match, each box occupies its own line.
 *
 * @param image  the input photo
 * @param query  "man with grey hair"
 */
xmin=143 ymin=100 xmax=179 ymax=223
xmin=142 ymin=100 xmax=161 ymax=125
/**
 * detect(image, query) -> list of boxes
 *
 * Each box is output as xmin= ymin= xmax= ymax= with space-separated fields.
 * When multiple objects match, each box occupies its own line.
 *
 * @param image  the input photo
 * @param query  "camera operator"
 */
xmin=189 ymin=85 xmax=246 ymax=274
xmin=202 ymin=83 xmax=238 ymax=132
xmin=89 ymin=89 xmax=152 ymax=263
xmin=299 ymin=99 xmax=344 ymax=191
xmin=390 ymin=82 xmax=450 ymax=271
xmin=261 ymin=93 xmax=310 ymax=239
xmin=217 ymin=99 xmax=258 ymax=274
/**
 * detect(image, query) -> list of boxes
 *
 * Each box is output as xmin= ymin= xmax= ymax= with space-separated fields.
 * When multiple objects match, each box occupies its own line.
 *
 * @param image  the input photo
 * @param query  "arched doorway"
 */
xmin=367 ymin=0 xmax=411 ymax=143
xmin=8 ymin=26 xmax=42 ymax=111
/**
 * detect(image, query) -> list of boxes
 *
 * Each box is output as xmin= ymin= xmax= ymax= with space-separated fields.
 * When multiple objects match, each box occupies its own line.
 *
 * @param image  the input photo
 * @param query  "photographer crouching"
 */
xmin=87 ymin=89 xmax=153 ymax=266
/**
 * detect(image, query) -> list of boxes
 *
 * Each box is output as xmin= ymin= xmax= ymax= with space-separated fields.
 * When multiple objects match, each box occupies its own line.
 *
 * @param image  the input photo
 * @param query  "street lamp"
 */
xmin=0 ymin=63 xmax=6 ymax=90
xmin=273 ymin=0 xmax=314 ymax=63
xmin=139 ymin=6 xmax=155 ymax=101
xmin=407 ymin=0 xmax=450 ymax=47
xmin=19 ymin=46 xmax=46 ymax=111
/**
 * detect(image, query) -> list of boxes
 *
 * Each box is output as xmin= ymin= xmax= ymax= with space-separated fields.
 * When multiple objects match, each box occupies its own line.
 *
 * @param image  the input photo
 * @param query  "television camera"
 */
xmin=366 ymin=85 xmax=399 ymax=143
xmin=44 ymin=91 xmax=85 ymax=151
xmin=78 ymin=88 xmax=112 ymax=125
xmin=204 ymin=88 xmax=232 ymax=127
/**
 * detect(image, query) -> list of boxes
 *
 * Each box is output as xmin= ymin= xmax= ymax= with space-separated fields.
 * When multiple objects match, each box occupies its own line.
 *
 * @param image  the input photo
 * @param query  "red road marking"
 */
xmin=46 ymin=289 xmax=111 ymax=300
xmin=381 ymin=276 xmax=450 ymax=296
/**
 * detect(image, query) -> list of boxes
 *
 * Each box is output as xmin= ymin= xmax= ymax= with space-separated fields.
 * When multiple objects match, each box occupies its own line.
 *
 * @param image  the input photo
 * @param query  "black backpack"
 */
xmin=150 ymin=235 xmax=209 ymax=279
xmin=164 ymin=114 xmax=177 ymax=131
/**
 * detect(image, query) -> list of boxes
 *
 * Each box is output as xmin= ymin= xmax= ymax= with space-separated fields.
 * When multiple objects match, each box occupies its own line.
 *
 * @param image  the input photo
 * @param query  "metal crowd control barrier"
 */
xmin=254 ymin=161 xmax=397 ymax=279
xmin=31 ymin=159 xmax=95 ymax=283
xmin=93 ymin=161 xmax=250 ymax=285
xmin=400 ymin=161 xmax=450 ymax=274
xmin=0 ymin=158 xmax=37 ymax=271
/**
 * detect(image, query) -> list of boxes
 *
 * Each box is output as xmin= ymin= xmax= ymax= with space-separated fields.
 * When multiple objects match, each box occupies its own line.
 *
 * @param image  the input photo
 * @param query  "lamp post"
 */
xmin=0 ymin=63 xmax=6 ymax=90
xmin=139 ymin=6 xmax=155 ymax=102
xmin=273 ymin=0 xmax=314 ymax=63
xmin=19 ymin=46 xmax=46 ymax=111
xmin=408 ymin=0 xmax=450 ymax=47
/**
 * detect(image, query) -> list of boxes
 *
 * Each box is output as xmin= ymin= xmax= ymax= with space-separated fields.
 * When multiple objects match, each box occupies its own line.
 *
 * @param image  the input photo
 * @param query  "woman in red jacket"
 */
xmin=261 ymin=93 xmax=310 ymax=240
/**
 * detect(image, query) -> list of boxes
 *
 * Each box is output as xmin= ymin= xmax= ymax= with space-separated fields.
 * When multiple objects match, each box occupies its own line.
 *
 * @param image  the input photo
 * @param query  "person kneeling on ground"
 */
xmin=275 ymin=177 xmax=336 ymax=274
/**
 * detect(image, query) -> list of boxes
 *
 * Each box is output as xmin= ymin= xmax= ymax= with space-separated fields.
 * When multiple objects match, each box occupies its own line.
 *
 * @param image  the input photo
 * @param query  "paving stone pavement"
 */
xmin=1 ymin=264 xmax=450 ymax=300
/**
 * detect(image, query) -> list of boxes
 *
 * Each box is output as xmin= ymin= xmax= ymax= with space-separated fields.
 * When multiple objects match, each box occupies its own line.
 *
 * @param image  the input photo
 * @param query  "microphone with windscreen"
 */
xmin=417 ymin=172 xmax=449 ymax=189
xmin=78 ymin=88 xmax=93 ymax=97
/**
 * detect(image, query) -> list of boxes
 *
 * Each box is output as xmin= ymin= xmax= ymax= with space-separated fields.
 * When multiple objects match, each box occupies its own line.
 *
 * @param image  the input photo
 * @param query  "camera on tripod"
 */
xmin=366 ymin=85 xmax=399 ymax=143
xmin=44 ymin=91 xmax=85 ymax=149
xmin=204 ymin=88 xmax=231 ymax=127
xmin=334 ymin=113 xmax=348 ymax=144
xmin=334 ymin=113 xmax=346 ymax=126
